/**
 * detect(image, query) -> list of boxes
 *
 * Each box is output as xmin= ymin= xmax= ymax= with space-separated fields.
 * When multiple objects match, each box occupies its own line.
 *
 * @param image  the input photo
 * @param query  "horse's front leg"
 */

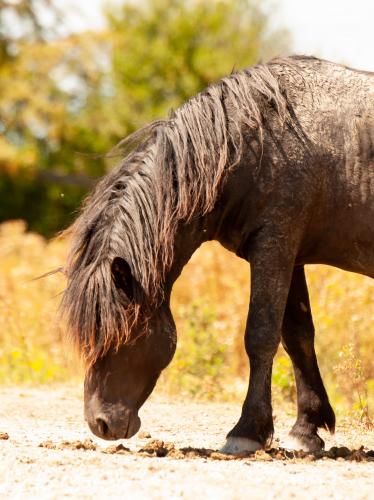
xmin=221 ymin=240 xmax=295 ymax=454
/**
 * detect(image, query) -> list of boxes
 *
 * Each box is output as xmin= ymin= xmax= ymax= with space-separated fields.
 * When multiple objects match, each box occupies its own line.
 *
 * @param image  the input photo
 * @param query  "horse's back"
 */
xmin=270 ymin=58 xmax=374 ymax=277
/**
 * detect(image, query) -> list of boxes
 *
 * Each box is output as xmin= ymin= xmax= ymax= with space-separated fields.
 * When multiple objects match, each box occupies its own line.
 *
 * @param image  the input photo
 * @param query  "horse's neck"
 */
xmin=164 ymin=213 xmax=218 ymax=294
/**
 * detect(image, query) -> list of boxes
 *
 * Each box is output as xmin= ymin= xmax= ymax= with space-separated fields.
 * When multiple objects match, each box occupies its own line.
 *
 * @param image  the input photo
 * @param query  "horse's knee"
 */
xmin=245 ymin=327 xmax=280 ymax=360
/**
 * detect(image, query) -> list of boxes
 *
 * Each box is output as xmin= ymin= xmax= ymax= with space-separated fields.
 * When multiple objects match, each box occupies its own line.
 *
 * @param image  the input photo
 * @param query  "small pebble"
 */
xmin=138 ymin=431 xmax=152 ymax=439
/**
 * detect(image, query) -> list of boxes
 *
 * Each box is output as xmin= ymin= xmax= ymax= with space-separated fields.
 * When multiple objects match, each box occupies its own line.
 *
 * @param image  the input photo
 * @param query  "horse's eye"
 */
xmin=111 ymin=257 xmax=134 ymax=301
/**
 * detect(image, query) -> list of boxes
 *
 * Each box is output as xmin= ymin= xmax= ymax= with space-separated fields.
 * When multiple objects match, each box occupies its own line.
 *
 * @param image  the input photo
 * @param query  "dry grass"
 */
xmin=0 ymin=221 xmax=73 ymax=384
xmin=0 ymin=220 xmax=372 ymax=420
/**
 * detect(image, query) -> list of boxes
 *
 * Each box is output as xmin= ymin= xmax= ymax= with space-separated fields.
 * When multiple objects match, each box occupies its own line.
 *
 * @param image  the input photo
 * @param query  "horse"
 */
xmin=61 ymin=56 xmax=373 ymax=454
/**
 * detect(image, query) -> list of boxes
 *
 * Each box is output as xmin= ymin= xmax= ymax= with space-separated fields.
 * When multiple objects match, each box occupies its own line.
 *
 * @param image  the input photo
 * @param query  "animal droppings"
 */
xmin=35 ymin=438 xmax=374 ymax=462
xmin=103 ymin=444 xmax=131 ymax=454
xmin=39 ymin=439 xmax=96 ymax=451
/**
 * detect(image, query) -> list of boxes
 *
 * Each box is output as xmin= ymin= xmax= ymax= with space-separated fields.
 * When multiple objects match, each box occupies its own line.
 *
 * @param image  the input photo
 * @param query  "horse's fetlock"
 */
xmin=227 ymin=409 xmax=274 ymax=447
xmin=288 ymin=424 xmax=325 ymax=452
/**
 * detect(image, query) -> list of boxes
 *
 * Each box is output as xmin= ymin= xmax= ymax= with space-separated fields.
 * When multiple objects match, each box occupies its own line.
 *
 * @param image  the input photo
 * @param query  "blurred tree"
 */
xmin=0 ymin=0 xmax=59 ymax=64
xmin=0 ymin=1 xmax=112 ymax=233
xmin=107 ymin=0 xmax=289 ymax=132
xmin=0 ymin=0 xmax=289 ymax=235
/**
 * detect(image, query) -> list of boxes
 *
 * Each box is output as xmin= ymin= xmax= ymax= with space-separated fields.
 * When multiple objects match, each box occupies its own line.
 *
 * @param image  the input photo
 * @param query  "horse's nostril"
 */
xmin=96 ymin=417 xmax=110 ymax=437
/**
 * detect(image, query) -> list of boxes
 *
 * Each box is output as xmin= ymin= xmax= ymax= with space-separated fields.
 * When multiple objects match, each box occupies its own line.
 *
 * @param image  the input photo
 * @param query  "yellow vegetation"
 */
xmin=0 ymin=220 xmax=372 ymax=420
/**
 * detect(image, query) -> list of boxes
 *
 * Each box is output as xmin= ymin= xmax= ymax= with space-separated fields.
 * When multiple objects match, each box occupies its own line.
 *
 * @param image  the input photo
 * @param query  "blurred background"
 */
xmin=0 ymin=0 xmax=372 ymax=423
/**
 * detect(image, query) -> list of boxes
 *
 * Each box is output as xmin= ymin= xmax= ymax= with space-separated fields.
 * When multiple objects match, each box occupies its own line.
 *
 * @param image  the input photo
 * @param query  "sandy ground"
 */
xmin=0 ymin=386 xmax=373 ymax=499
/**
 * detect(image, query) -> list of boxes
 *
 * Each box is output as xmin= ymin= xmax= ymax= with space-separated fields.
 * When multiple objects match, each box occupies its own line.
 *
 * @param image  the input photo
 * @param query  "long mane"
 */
xmin=61 ymin=58 xmax=290 ymax=364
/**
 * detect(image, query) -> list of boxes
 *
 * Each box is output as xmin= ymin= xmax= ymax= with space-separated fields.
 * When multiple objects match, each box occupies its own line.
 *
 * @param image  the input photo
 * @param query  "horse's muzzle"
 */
xmin=85 ymin=399 xmax=141 ymax=440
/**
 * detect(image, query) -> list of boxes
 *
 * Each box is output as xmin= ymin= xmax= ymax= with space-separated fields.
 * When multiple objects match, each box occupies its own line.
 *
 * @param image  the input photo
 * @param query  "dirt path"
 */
xmin=0 ymin=387 xmax=373 ymax=499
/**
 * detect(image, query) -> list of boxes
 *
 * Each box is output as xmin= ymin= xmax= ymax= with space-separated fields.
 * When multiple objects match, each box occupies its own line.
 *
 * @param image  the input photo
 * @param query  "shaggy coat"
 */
xmin=61 ymin=56 xmax=373 ymax=452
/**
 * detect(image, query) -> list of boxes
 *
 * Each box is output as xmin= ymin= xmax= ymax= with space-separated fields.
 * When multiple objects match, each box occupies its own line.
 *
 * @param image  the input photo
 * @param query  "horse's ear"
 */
xmin=111 ymin=257 xmax=134 ymax=301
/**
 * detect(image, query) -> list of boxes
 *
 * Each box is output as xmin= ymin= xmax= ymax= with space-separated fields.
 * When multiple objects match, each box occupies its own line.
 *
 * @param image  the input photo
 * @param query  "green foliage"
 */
xmin=272 ymin=353 xmax=296 ymax=404
xmin=108 ymin=0 xmax=289 ymax=130
xmin=0 ymin=0 xmax=289 ymax=235
xmin=0 ymin=346 xmax=67 ymax=385
xmin=0 ymin=30 xmax=113 ymax=233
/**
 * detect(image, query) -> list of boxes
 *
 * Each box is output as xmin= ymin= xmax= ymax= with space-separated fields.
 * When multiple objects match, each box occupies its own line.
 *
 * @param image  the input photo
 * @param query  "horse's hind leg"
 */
xmin=281 ymin=266 xmax=335 ymax=451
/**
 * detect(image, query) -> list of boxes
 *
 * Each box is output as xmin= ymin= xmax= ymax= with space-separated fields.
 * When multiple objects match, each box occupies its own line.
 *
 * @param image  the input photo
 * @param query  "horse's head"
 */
xmin=75 ymin=255 xmax=176 ymax=440
xmin=84 ymin=313 xmax=176 ymax=441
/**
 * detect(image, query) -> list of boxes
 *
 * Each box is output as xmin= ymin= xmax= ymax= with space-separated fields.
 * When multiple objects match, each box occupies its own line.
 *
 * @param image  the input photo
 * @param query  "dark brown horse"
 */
xmin=61 ymin=56 xmax=373 ymax=454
